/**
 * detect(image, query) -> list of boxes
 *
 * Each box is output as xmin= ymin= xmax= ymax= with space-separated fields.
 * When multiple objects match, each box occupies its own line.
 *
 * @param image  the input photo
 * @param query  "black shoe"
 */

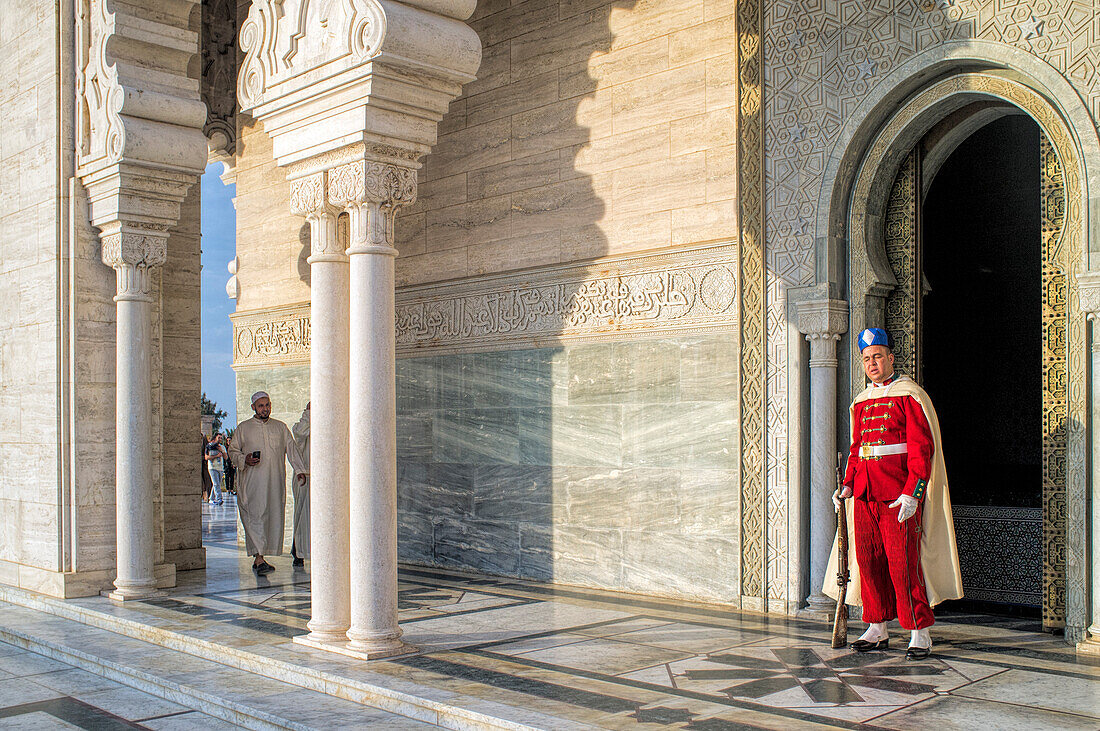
xmin=906 ymin=645 xmax=931 ymax=660
xmin=252 ymin=562 xmax=275 ymax=575
xmin=850 ymin=638 xmax=889 ymax=652
xmin=293 ymin=556 xmax=304 ymax=567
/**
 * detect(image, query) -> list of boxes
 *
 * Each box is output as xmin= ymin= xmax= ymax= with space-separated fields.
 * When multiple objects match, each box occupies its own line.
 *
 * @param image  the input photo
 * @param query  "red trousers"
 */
xmin=853 ymin=498 xmax=935 ymax=629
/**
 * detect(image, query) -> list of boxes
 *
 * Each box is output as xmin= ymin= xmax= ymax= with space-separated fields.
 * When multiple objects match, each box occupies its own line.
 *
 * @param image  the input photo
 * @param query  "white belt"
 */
xmin=859 ymin=443 xmax=907 ymax=459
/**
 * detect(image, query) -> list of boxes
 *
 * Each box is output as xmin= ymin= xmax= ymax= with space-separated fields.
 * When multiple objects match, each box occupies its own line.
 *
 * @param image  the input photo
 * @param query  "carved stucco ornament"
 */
xmin=76 ymin=0 xmax=126 ymax=165
xmin=238 ymin=0 xmax=387 ymax=111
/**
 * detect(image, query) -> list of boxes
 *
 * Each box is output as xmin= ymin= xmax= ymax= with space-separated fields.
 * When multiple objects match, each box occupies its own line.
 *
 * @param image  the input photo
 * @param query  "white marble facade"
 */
xmin=1 ymin=0 xmax=1099 ymax=658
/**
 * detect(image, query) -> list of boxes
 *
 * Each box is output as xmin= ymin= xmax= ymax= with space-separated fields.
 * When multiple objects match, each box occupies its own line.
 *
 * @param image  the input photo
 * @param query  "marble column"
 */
xmin=296 ymin=177 xmax=352 ymax=643
xmin=1077 ymin=273 xmax=1100 ymax=657
xmin=343 ymin=162 xmax=417 ymax=658
xmin=796 ymin=299 xmax=848 ymax=615
xmin=102 ymin=227 xmax=167 ymax=601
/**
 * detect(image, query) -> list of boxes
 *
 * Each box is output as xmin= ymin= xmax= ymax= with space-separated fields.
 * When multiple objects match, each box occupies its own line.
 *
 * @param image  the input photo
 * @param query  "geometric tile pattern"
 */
xmin=883 ymin=150 xmax=921 ymax=380
xmin=764 ymin=276 xmax=788 ymax=604
xmin=757 ymin=1 xmax=1100 ymax=619
xmin=737 ymin=0 xmax=768 ymax=606
xmin=1039 ymin=131 xmax=1068 ymax=629
xmin=11 ymin=502 xmax=1094 ymax=731
xmin=764 ymin=0 xmax=1100 ymax=289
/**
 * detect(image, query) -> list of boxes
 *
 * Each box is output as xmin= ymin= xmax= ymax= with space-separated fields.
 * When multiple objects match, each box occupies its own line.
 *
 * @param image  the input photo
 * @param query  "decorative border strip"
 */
xmin=230 ymin=242 xmax=739 ymax=368
xmin=736 ymin=0 xmax=766 ymax=607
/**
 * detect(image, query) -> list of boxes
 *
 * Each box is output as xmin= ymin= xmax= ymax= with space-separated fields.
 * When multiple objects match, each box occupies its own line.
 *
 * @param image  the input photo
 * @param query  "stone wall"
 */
xmin=393 ymin=0 xmax=737 ymax=285
xmin=161 ymin=191 xmax=205 ymax=571
xmin=231 ymin=0 xmax=738 ymax=306
xmin=0 ymin=0 xmax=62 ymax=586
xmin=230 ymin=0 xmax=743 ymax=600
xmin=236 ymin=335 xmax=742 ymax=603
xmin=396 ymin=337 xmax=741 ymax=601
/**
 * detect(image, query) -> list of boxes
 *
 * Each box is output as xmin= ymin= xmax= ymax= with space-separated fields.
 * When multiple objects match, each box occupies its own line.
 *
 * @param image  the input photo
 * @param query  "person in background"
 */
xmin=290 ymin=402 xmax=311 ymax=567
xmin=229 ymin=392 xmax=307 ymax=575
xmin=224 ymin=435 xmax=236 ymax=495
xmin=200 ymin=431 xmax=212 ymax=502
xmin=205 ymin=434 xmax=227 ymax=505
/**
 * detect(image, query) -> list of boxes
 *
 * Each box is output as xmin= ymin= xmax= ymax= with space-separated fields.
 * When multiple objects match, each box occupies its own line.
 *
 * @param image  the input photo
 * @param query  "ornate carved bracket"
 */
xmin=237 ymin=0 xmax=481 ymax=168
xmin=100 ymin=226 xmax=170 ymax=301
xmin=1078 ymin=271 xmax=1100 ymax=320
xmin=75 ymin=0 xmax=208 ymax=274
xmin=202 ymin=0 xmax=238 ymax=160
xmin=797 ymin=299 xmax=849 ymax=368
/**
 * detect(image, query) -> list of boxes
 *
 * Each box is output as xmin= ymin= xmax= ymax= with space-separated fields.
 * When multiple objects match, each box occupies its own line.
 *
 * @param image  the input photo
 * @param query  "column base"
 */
xmin=799 ymin=592 xmax=836 ymax=620
xmin=104 ymin=587 xmax=164 ymax=602
xmin=1076 ymin=634 xmax=1100 ymax=657
xmin=293 ymin=634 xmax=418 ymax=661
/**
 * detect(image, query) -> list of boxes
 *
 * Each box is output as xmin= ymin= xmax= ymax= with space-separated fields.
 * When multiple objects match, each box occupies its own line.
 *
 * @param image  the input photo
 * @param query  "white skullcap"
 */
xmin=251 ymin=391 xmax=270 ymax=405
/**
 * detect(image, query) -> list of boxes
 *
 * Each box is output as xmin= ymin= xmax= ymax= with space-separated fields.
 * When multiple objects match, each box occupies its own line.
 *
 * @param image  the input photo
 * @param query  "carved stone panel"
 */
xmin=1039 ymin=132 xmax=1068 ymax=629
xmin=231 ymin=242 xmax=739 ymax=368
xmin=884 ymin=150 xmax=920 ymax=380
xmin=202 ymin=0 xmax=237 ymax=158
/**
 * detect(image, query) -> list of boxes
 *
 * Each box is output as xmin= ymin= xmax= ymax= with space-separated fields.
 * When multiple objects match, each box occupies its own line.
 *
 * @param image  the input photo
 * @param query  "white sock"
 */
xmin=909 ymin=627 xmax=931 ymax=649
xmin=859 ymin=622 xmax=888 ymax=642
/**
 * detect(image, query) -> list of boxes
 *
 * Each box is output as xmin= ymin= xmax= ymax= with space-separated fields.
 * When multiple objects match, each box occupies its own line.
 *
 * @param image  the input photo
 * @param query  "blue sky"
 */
xmin=200 ymin=163 xmax=238 ymax=426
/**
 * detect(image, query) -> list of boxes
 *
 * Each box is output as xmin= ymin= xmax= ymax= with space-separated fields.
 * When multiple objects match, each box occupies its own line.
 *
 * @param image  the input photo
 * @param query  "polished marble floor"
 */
xmin=0 ymin=638 xmax=236 ymax=730
xmin=11 ymin=497 xmax=1100 ymax=729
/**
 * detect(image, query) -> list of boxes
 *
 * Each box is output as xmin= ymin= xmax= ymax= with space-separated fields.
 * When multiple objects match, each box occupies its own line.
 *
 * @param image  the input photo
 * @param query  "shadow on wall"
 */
xmin=394 ymin=0 xmax=744 ymax=604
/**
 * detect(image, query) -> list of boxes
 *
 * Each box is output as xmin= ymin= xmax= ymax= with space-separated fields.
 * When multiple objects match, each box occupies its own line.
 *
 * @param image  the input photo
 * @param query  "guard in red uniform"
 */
xmin=830 ymin=327 xmax=963 ymax=660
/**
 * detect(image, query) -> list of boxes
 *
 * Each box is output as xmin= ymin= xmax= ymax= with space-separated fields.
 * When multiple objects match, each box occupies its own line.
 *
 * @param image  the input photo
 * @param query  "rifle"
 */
xmin=831 ymin=451 xmax=850 ymax=649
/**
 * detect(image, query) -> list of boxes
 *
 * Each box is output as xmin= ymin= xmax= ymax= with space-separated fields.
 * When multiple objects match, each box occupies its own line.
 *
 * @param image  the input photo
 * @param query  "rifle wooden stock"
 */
xmin=831 ymin=451 xmax=850 ymax=649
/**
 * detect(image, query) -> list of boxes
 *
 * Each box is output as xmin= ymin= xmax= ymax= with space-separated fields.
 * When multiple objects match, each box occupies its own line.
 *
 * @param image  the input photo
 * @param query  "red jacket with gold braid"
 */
xmin=842 ymin=376 xmax=935 ymax=503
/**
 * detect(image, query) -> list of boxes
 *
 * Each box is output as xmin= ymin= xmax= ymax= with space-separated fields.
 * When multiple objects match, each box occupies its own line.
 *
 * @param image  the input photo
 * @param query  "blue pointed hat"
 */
xmin=857 ymin=327 xmax=892 ymax=352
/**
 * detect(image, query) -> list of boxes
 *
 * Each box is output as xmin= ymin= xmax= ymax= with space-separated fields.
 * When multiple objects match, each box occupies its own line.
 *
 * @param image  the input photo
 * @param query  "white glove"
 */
xmin=889 ymin=494 xmax=919 ymax=522
xmin=832 ymin=486 xmax=852 ymax=512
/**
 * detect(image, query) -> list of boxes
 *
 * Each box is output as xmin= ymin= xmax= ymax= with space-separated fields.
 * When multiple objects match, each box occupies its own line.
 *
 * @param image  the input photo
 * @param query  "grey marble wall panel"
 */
xmin=516 ymin=523 xmax=553 ymax=581
xmin=397 ymin=511 xmax=435 ymax=563
xmin=621 ymin=401 xmax=737 ymax=469
xmin=397 ymin=414 xmax=433 ymax=460
xmin=558 ymin=466 xmax=679 ymax=530
xmin=516 ymin=407 xmax=552 ymax=465
xmin=548 ymin=405 xmax=623 ymax=467
xmin=432 ymin=517 xmax=521 ymax=576
xmin=550 ymin=525 xmax=625 ymax=588
xmin=396 ymin=357 xmax=439 ymax=412
xmin=248 ymin=335 xmax=741 ymax=602
xmin=398 ymin=462 xmax=474 ymax=517
xmin=472 ymin=464 xmax=554 ymax=523
xmin=621 ymin=532 xmax=740 ymax=603
xmin=433 ymin=408 xmax=520 ymax=463
xmin=679 ymin=338 xmax=738 ymax=402
xmin=677 ymin=469 xmax=741 ymax=536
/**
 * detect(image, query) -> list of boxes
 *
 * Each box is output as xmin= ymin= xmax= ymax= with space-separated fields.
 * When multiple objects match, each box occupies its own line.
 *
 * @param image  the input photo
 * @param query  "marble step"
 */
xmin=0 ymin=585 xmax=584 ymax=730
xmin=0 ymin=599 xmax=437 ymax=730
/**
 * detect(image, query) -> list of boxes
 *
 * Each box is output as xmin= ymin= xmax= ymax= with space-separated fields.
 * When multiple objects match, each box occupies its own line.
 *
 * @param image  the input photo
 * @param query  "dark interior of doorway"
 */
xmin=921 ymin=114 xmax=1043 ymax=619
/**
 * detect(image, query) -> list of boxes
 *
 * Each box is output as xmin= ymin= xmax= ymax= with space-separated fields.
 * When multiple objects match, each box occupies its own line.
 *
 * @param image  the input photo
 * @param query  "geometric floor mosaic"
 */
xmin=8 ymin=496 xmax=1096 ymax=730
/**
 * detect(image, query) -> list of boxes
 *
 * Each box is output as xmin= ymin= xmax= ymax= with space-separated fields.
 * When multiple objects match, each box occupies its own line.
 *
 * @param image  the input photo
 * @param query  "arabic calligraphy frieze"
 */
xmin=231 ymin=242 xmax=738 ymax=368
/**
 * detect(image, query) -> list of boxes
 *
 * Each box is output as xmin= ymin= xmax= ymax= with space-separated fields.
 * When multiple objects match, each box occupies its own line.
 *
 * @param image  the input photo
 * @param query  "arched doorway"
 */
xmin=882 ymin=113 xmax=1048 ymax=616
xmin=842 ymin=71 xmax=1089 ymax=635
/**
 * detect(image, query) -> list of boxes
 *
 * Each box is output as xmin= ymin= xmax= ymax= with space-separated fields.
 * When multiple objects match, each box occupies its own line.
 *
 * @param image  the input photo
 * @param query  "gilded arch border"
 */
xmin=847 ymin=72 xmax=1087 ymax=633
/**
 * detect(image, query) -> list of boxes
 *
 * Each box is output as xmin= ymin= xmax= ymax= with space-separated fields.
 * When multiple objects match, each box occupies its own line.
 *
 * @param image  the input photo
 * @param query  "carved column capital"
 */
xmin=797 ymin=299 xmax=849 ymax=368
xmin=288 ymin=172 xmax=344 ymax=263
xmin=330 ymin=159 xmax=418 ymax=258
xmin=99 ymin=223 xmax=169 ymax=301
xmin=1078 ymin=271 xmax=1100 ymax=320
xmin=1079 ymin=272 xmax=1100 ymax=355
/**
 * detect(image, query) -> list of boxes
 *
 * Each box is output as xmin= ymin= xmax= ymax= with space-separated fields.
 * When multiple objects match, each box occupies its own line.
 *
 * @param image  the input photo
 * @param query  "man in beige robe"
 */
xmin=229 ymin=392 xmax=307 ymax=575
xmin=290 ymin=402 xmax=310 ymax=566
